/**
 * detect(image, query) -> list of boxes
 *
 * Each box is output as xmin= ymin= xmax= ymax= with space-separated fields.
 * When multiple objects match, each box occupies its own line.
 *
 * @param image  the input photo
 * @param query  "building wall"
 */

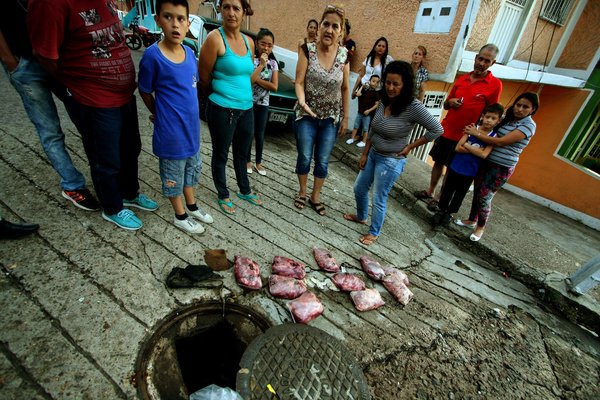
xmin=512 ymin=0 xmax=570 ymax=65
xmin=556 ymin=0 xmax=600 ymax=70
xmin=466 ymin=0 xmax=502 ymax=52
xmin=248 ymin=0 xmax=468 ymax=74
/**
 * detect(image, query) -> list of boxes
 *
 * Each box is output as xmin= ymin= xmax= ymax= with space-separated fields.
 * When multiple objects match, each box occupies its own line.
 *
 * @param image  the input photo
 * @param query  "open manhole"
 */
xmin=136 ymin=302 xmax=370 ymax=399
xmin=135 ymin=302 xmax=272 ymax=399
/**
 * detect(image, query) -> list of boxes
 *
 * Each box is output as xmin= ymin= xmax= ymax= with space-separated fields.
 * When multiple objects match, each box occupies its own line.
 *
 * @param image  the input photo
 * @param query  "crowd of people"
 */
xmin=0 ymin=0 xmax=539 ymax=246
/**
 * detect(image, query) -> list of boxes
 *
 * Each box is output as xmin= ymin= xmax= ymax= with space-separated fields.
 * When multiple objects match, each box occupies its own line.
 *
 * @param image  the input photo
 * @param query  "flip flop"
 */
xmin=308 ymin=199 xmax=326 ymax=216
xmin=217 ymin=198 xmax=235 ymax=214
xmin=294 ymin=195 xmax=307 ymax=209
xmin=359 ymin=234 xmax=378 ymax=246
xmin=237 ymin=192 xmax=262 ymax=206
xmin=413 ymin=190 xmax=433 ymax=200
xmin=343 ymin=213 xmax=367 ymax=224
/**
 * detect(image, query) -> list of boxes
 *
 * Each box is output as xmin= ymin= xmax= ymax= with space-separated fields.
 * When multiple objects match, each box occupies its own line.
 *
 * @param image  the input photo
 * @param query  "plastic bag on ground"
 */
xmin=269 ymin=274 xmax=307 ymax=299
xmin=288 ymin=291 xmax=324 ymax=323
xmin=189 ymin=384 xmax=243 ymax=400
xmin=382 ymin=274 xmax=414 ymax=305
xmin=234 ymin=256 xmax=262 ymax=290
xmin=271 ymin=255 xmax=306 ymax=279
xmin=350 ymin=288 xmax=385 ymax=311
xmin=331 ymin=273 xmax=366 ymax=292
xmin=360 ymin=255 xmax=386 ymax=281
xmin=313 ymin=248 xmax=340 ymax=272
xmin=383 ymin=266 xmax=410 ymax=286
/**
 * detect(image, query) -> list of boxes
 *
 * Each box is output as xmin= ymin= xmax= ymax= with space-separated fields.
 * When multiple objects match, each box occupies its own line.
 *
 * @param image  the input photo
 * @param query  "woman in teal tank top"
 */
xmin=198 ymin=0 xmax=265 ymax=214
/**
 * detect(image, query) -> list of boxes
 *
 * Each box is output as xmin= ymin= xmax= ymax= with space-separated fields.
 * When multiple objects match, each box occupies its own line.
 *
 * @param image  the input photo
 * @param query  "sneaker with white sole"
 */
xmin=345 ymin=138 xmax=355 ymax=144
xmin=185 ymin=204 xmax=214 ymax=224
xmin=62 ymin=189 xmax=101 ymax=211
xmin=123 ymin=194 xmax=158 ymax=211
xmin=356 ymin=141 xmax=366 ymax=148
xmin=102 ymin=209 xmax=143 ymax=230
xmin=174 ymin=216 xmax=205 ymax=233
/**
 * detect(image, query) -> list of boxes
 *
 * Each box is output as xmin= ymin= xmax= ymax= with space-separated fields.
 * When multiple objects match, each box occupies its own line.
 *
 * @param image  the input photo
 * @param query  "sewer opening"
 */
xmin=136 ymin=302 xmax=272 ymax=400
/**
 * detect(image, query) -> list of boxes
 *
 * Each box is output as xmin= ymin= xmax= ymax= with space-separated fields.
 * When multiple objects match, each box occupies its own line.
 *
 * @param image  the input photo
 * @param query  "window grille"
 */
xmin=539 ymin=0 xmax=573 ymax=26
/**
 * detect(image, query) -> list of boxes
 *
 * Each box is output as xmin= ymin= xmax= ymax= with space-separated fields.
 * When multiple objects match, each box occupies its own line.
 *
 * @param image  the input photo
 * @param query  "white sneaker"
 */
xmin=356 ymin=141 xmax=366 ymax=148
xmin=246 ymin=167 xmax=253 ymax=174
xmin=173 ymin=216 xmax=205 ymax=234
xmin=185 ymin=204 xmax=214 ymax=224
xmin=345 ymin=138 xmax=355 ymax=144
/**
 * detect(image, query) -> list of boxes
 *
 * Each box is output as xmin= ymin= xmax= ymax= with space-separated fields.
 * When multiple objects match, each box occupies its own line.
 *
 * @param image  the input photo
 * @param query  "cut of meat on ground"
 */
xmin=360 ymin=255 xmax=386 ymax=281
xmin=288 ymin=291 xmax=324 ymax=324
xmin=383 ymin=266 xmax=410 ymax=286
xmin=269 ymin=275 xmax=307 ymax=299
xmin=271 ymin=255 xmax=306 ymax=279
xmin=331 ymin=273 xmax=366 ymax=292
xmin=313 ymin=248 xmax=340 ymax=272
xmin=234 ymin=256 xmax=262 ymax=290
xmin=350 ymin=288 xmax=385 ymax=311
xmin=383 ymin=274 xmax=414 ymax=305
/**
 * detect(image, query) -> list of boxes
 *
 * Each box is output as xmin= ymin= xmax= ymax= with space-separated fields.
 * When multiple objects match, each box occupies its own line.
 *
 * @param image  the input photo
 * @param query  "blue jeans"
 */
xmin=206 ymin=100 xmax=253 ymax=199
xmin=294 ymin=117 xmax=337 ymax=178
xmin=353 ymin=150 xmax=407 ymax=237
xmin=159 ymin=151 xmax=201 ymax=197
xmin=4 ymin=57 xmax=86 ymax=191
xmin=64 ymin=96 xmax=141 ymax=215
xmin=248 ymin=104 xmax=268 ymax=164
xmin=353 ymin=113 xmax=371 ymax=132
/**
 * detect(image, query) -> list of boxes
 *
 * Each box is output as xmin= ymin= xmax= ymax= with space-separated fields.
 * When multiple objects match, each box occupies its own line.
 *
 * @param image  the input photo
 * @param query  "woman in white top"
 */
xmin=352 ymin=37 xmax=393 ymax=95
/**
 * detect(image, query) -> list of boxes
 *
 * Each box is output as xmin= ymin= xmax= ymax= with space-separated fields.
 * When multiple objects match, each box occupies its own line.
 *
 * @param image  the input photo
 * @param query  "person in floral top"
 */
xmin=293 ymin=4 xmax=350 ymax=216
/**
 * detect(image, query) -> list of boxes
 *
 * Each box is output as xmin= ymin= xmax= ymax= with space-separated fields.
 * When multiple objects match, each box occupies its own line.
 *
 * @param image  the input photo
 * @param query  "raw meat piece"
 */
xmin=234 ymin=256 xmax=262 ymax=290
xmin=313 ymin=248 xmax=340 ymax=272
xmin=331 ymin=273 xmax=366 ymax=292
xmin=288 ymin=291 xmax=324 ymax=324
xmin=383 ymin=266 xmax=410 ymax=286
xmin=382 ymin=274 xmax=414 ymax=305
xmin=271 ymin=256 xmax=306 ymax=279
xmin=360 ymin=255 xmax=385 ymax=281
xmin=350 ymin=288 xmax=385 ymax=311
xmin=269 ymin=275 xmax=307 ymax=299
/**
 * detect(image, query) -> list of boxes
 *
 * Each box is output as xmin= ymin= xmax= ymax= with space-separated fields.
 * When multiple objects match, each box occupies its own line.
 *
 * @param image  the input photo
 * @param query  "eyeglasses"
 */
xmin=325 ymin=5 xmax=345 ymax=15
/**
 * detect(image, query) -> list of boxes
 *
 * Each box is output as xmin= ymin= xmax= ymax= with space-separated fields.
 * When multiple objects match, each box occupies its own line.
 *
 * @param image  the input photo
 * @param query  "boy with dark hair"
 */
xmin=347 ymin=74 xmax=380 ymax=148
xmin=432 ymin=103 xmax=504 ymax=226
xmin=138 ymin=0 xmax=213 ymax=233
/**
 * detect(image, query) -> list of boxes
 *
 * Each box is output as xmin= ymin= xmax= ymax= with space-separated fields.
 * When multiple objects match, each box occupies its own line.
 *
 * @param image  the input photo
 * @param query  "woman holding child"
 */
xmin=457 ymin=92 xmax=539 ymax=241
xmin=344 ymin=61 xmax=443 ymax=245
xmin=293 ymin=4 xmax=350 ymax=216
xmin=351 ymin=37 xmax=393 ymax=95
xmin=198 ymin=0 xmax=264 ymax=214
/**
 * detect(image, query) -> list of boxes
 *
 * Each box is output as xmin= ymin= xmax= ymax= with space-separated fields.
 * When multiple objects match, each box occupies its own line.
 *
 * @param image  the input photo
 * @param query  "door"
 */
xmin=488 ymin=0 xmax=529 ymax=64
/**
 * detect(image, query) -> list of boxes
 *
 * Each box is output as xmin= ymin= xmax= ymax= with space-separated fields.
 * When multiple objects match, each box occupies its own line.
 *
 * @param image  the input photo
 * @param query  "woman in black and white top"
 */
xmin=457 ymin=92 xmax=539 ymax=242
xmin=344 ymin=61 xmax=443 ymax=245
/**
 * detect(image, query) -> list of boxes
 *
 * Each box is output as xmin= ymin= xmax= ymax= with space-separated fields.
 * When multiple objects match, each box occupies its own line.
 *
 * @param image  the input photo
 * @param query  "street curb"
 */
xmin=332 ymin=142 xmax=600 ymax=335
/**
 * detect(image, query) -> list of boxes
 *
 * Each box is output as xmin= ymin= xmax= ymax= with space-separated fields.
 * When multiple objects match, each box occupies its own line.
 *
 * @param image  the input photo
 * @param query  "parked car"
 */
xmin=195 ymin=17 xmax=297 ymax=131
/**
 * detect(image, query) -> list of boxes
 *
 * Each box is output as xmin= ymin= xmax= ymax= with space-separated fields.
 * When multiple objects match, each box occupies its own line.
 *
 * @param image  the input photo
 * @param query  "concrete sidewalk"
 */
xmin=332 ymin=140 xmax=600 ymax=332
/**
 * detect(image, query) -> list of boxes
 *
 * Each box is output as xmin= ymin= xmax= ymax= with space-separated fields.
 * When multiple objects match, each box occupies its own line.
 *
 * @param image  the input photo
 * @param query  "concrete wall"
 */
xmin=556 ymin=0 xmax=600 ymax=70
xmin=247 ymin=0 xmax=468 ymax=74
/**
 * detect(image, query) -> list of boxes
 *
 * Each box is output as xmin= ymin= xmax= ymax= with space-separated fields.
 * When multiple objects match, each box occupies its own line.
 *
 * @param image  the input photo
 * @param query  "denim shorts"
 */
xmin=353 ymin=113 xmax=371 ymax=132
xmin=159 ymin=151 xmax=201 ymax=197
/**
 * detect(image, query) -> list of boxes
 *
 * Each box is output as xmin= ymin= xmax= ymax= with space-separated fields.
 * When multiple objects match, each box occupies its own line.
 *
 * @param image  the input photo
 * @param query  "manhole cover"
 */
xmin=237 ymin=324 xmax=371 ymax=399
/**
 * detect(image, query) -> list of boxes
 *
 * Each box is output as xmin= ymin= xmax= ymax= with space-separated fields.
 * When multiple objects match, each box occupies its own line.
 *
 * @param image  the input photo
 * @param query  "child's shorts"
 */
xmin=353 ymin=113 xmax=371 ymax=132
xmin=159 ymin=151 xmax=201 ymax=197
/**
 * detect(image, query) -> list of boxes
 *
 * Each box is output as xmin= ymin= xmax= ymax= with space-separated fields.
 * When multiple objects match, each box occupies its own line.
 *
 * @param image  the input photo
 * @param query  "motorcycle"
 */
xmin=125 ymin=17 xmax=162 ymax=50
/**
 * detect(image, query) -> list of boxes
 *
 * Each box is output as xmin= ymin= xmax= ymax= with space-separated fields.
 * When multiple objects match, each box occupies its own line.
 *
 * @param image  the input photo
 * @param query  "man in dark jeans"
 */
xmin=29 ymin=0 xmax=158 ymax=230
xmin=0 ymin=0 xmax=99 ymax=211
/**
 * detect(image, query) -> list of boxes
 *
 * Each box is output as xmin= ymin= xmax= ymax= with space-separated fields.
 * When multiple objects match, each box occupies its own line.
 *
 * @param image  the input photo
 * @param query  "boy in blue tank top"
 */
xmin=432 ymin=103 xmax=504 ymax=226
xmin=138 ymin=0 xmax=213 ymax=233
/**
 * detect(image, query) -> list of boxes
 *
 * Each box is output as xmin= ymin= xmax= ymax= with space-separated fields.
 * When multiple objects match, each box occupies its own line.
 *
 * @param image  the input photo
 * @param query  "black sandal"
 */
xmin=308 ymin=199 xmax=326 ymax=216
xmin=294 ymin=195 xmax=307 ymax=209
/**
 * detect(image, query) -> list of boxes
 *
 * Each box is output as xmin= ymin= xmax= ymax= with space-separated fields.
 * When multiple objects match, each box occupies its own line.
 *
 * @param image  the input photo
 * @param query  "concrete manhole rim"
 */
xmin=135 ymin=301 xmax=273 ymax=399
